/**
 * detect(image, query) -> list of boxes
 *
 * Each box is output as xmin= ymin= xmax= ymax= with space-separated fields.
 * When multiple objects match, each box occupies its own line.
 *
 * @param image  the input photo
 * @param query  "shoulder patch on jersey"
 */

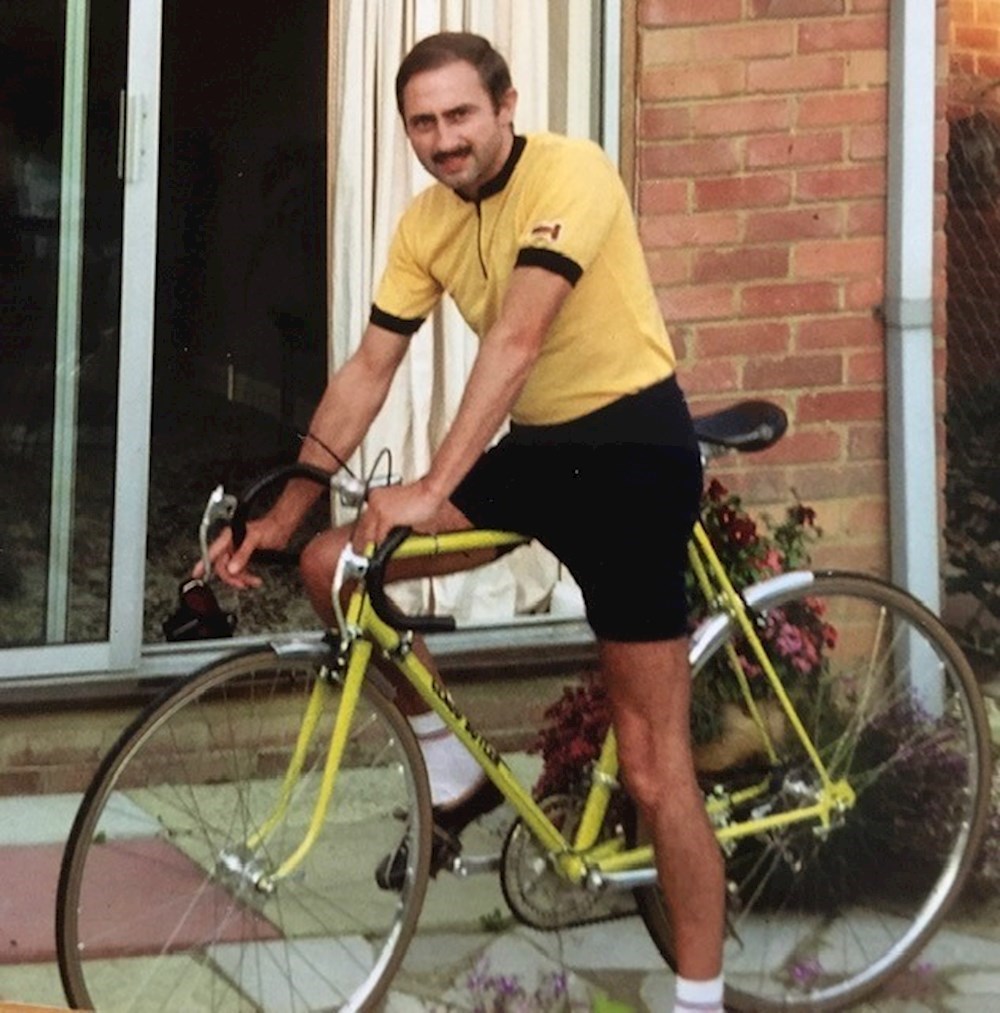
xmin=530 ymin=220 xmax=563 ymax=242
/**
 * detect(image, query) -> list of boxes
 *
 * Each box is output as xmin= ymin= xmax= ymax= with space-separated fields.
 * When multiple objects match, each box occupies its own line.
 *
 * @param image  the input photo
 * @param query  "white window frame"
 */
xmin=0 ymin=0 xmax=161 ymax=684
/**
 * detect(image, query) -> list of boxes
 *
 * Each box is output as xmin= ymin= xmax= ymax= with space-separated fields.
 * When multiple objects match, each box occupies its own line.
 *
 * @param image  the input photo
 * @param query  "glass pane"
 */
xmin=0 ymin=0 xmax=126 ymax=647
xmin=145 ymin=0 xmax=328 ymax=641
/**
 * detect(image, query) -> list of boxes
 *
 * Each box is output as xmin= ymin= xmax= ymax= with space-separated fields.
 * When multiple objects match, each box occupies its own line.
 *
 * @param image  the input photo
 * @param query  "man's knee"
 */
xmin=299 ymin=530 xmax=348 ymax=620
xmin=299 ymin=533 xmax=329 ymax=585
xmin=614 ymin=707 xmax=701 ymax=818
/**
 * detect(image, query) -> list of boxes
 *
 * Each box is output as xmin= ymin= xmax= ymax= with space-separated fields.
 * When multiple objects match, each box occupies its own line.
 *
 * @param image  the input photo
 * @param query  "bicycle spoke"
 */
xmin=635 ymin=574 xmax=990 ymax=1011
xmin=57 ymin=648 xmax=431 ymax=1012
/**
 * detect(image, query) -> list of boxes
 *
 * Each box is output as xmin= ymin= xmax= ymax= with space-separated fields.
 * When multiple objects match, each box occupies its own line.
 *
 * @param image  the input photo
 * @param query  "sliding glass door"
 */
xmin=143 ymin=0 xmax=328 ymax=642
xmin=0 ymin=0 xmax=160 ymax=680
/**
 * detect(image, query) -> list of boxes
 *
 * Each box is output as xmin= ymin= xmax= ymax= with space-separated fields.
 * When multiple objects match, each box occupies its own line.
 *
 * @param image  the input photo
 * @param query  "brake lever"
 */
xmin=199 ymin=484 xmax=238 ymax=580
xmin=330 ymin=543 xmax=370 ymax=642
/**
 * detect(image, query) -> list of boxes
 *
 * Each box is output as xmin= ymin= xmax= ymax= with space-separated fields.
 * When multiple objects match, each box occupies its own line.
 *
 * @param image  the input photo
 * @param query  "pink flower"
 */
xmin=775 ymin=621 xmax=803 ymax=658
xmin=791 ymin=633 xmax=821 ymax=673
xmin=754 ymin=548 xmax=783 ymax=575
xmin=742 ymin=660 xmax=763 ymax=679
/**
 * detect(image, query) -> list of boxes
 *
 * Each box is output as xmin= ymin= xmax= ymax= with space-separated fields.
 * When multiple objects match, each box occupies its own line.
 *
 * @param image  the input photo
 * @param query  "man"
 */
xmin=206 ymin=32 xmax=725 ymax=1011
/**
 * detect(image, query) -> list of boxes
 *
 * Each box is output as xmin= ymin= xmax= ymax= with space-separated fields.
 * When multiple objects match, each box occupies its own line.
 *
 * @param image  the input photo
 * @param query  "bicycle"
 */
xmin=56 ymin=400 xmax=992 ymax=1012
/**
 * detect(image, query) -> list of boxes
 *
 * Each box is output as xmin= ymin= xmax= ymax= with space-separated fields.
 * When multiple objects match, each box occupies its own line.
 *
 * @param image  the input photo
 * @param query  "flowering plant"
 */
xmin=698 ymin=478 xmax=820 ymax=583
xmin=533 ymin=480 xmax=826 ymax=796
xmin=689 ymin=479 xmax=832 ymax=744
xmin=464 ymin=959 xmax=588 ymax=1011
xmin=531 ymin=480 xmax=1000 ymax=907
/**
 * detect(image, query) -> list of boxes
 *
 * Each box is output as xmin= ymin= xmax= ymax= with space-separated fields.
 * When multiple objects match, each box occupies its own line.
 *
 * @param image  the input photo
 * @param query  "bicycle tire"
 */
xmin=634 ymin=572 xmax=992 ymax=1011
xmin=56 ymin=644 xmax=433 ymax=1012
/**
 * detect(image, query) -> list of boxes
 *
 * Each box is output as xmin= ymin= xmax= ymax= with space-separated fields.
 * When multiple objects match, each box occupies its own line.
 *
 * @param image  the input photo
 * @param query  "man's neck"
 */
xmin=457 ymin=131 xmax=523 ymax=202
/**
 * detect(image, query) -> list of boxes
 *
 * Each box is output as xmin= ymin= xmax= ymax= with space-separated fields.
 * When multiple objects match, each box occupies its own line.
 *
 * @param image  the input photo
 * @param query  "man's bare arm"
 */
xmin=426 ymin=265 xmax=572 ymax=499
xmin=268 ymin=325 xmax=411 ymax=530
xmin=358 ymin=266 xmax=572 ymax=544
xmin=203 ymin=322 xmax=410 ymax=585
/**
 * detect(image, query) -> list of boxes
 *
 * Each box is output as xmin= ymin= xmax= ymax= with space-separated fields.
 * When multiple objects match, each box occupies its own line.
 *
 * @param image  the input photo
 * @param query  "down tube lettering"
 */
xmin=430 ymin=680 xmax=502 ymax=768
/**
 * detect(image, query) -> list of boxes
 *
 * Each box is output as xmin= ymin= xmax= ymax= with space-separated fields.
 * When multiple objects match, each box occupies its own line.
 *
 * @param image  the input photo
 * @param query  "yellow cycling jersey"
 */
xmin=371 ymin=132 xmax=675 ymax=426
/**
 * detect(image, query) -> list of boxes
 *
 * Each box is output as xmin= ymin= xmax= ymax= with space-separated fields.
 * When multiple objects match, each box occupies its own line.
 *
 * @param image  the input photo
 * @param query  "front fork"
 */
xmin=215 ymin=636 xmax=373 ymax=896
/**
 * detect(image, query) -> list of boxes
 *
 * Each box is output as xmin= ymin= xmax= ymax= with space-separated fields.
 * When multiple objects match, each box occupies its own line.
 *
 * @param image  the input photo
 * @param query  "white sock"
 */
xmin=408 ymin=711 xmax=484 ymax=808
xmin=675 ymin=973 xmax=724 ymax=1012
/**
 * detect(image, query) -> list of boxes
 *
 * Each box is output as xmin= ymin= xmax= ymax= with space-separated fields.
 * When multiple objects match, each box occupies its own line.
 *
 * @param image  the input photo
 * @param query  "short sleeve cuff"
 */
xmin=515 ymin=247 xmax=584 ymax=286
xmin=370 ymin=304 xmax=425 ymax=335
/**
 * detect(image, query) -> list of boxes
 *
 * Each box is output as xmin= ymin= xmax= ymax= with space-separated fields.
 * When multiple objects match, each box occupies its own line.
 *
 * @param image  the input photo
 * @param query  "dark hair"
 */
xmin=396 ymin=32 xmax=512 ymax=116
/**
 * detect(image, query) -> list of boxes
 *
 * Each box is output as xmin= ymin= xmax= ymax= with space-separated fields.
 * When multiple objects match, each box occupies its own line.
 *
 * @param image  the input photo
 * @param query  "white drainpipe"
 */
xmin=885 ymin=0 xmax=941 ymax=615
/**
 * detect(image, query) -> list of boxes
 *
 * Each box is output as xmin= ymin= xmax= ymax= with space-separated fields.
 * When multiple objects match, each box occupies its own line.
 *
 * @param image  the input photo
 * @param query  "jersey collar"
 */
xmin=462 ymin=134 xmax=526 ymax=203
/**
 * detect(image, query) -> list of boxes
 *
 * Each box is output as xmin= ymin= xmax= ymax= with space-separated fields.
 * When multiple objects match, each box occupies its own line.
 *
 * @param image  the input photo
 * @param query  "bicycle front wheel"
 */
xmin=57 ymin=644 xmax=432 ymax=1012
xmin=636 ymin=572 xmax=992 ymax=1011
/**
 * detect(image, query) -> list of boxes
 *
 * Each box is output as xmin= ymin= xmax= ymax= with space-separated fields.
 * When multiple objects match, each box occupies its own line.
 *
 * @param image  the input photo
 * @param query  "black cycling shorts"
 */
xmin=450 ymin=376 xmax=703 ymax=642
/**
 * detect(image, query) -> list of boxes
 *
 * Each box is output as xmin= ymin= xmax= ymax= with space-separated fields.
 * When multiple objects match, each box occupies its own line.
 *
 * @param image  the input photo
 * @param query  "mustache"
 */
xmin=432 ymin=145 xmax=472 ymax=164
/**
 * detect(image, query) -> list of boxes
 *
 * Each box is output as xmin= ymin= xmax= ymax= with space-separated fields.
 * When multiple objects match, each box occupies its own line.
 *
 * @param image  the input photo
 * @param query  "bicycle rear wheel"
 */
xmin=635 ymin=572 xmax=992 ymax=1011
xmin=57 ymin=644 xmax=432 ymax=1012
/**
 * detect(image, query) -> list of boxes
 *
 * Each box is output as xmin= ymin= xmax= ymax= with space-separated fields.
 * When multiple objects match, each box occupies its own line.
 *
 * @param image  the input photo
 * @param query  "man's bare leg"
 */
xmin=299 ymin=508 xmax=507 ymax=807
xmin=600 ymin=638 xmax=725 ymax=984
xmin=298 ymin=503 xmax=489 ymax=715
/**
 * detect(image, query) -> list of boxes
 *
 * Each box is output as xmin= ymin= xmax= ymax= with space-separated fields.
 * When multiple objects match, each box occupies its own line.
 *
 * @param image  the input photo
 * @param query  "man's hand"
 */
xmin=352 ymin=478 xmax=445 ymax=550
xmin=193 ymin=514 xmax=291 ymax=590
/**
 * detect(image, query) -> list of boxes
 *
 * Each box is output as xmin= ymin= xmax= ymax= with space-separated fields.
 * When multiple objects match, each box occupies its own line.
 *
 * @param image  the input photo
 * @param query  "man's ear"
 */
xmin=498 ymin=87 xmax=518 ymax=127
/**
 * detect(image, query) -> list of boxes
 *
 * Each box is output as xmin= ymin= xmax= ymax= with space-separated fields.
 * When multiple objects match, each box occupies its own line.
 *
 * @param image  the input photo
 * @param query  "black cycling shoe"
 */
xmin=375 ymin=779 xmax=504 ymax=891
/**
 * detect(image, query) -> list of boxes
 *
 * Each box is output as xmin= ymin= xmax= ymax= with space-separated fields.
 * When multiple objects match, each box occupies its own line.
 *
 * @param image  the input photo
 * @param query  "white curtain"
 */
xmin=331 ymin=0 xmax=591 ymax=624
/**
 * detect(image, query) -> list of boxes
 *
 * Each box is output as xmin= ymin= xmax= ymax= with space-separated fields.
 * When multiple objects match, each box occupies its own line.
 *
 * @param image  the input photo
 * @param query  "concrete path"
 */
xmin=2 ymin=778 xmax=999 ymax=1011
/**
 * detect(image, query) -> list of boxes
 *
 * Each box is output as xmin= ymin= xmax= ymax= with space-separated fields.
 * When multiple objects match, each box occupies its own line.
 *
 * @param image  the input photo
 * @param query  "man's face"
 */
xmin=401 ymin=60 xmax=517 ymax=199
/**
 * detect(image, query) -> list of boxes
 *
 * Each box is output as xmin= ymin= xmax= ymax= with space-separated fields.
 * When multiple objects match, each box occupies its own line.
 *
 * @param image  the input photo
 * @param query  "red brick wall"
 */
xmin=632 ymin=1 xmax=948 ymax=574
xmin=951 ymin=0 xmax=1000 ymax=116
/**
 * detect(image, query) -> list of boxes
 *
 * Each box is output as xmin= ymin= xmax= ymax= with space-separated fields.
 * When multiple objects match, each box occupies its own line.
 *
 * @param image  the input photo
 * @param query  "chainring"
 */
xmin=499 ymin=793 xmax=635 ymax=930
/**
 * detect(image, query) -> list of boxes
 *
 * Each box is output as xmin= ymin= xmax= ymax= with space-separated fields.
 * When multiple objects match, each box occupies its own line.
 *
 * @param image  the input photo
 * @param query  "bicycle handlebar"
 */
xmin=366 ymin=526 xmax=457 ymax=633
xmin=210 ymin=397 xmax=789 ymax=629
xmin=229 ymin=464 xmax=332 ymax=567
xmin=215 ymin=463 xmax=455 ymax=633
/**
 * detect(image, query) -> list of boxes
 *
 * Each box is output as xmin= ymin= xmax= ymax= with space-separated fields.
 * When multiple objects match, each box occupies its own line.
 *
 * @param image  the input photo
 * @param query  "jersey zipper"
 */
xmin=475 ymin=201 xmax=488 ymax=278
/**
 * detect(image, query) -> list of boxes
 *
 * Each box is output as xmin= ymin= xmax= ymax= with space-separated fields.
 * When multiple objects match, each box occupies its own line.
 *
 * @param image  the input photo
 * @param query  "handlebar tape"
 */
xmin=366 ymin=525 xmax=457 ymax=633
xmin=230 ymin=463 xmax=332 ymax=567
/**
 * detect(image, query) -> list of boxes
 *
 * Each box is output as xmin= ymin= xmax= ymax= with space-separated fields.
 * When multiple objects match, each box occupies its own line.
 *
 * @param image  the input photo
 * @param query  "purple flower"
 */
xmin=788 ymin=955 xmax=824 ymax=987
xmin=496 ymin=974 xmax=522 ymax=997
xmin=775 ymin=621 xmax=803 ymax=658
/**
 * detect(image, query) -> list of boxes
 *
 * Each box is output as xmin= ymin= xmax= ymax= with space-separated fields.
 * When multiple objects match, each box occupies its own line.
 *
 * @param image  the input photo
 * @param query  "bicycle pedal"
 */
xmin=448 ymin=852 xmax=501 ymax=878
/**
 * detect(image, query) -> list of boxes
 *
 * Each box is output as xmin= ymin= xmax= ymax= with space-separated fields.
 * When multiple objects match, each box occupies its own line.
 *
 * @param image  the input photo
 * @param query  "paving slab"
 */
xmin=0 ymin=843 xmax=61 ymax=963
xmin=0 ymin=964 xmax=66 ymax=1009
xmin=516 ymin=918 xmax=666 ymax=972
xmin=0 ymin=792 xmax=157 ymax=848
xmin=0 ymin=797 xmax=81 ymax=848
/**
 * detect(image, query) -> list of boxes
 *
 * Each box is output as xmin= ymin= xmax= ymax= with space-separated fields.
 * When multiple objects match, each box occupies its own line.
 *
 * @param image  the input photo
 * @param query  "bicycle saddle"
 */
xmin=692 ymin=400 xmax=788 ymax=453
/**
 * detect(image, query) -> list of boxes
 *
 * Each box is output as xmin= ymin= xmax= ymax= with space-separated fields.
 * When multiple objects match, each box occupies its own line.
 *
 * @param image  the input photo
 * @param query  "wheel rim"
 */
xmin=57 ymin=651 xmax=430 ymax=1012
xmin=634 ymin=575 xmax=990 ymax=1011
xmin=714 ymin=577 xmax=988 ymax=1009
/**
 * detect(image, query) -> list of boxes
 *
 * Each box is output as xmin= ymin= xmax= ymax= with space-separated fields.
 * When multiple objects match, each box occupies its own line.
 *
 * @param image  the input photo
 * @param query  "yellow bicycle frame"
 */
xmin=252 ymin=521 xmax=855 ymax=889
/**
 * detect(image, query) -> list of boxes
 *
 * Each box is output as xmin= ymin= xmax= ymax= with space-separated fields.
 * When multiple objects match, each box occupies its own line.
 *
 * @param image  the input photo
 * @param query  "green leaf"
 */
xmin=478 ymin=907 xmax=508 ymax=932
xmin=591 ymin=993 xmax=636 ymax=1013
